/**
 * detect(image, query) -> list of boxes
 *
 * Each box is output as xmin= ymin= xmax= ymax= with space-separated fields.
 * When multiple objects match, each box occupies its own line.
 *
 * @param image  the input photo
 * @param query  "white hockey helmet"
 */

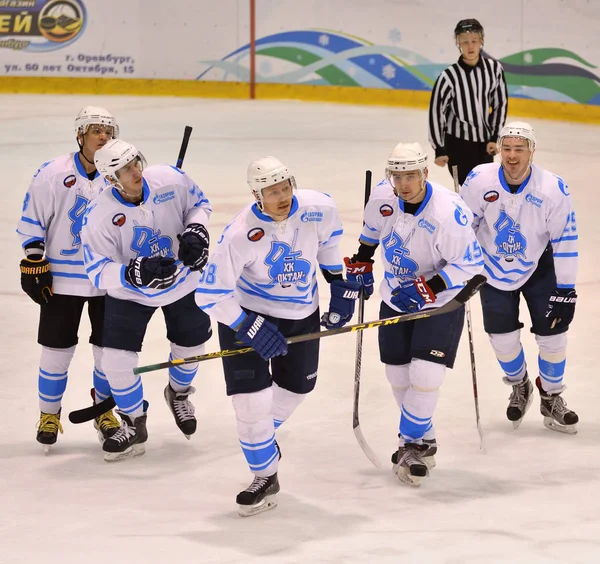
xmin=247 ymin=156 xmax=297 ymax=208
xmin=386 ymin=142 xmax=428 ymax=186
xmin=75 ymin=106 xmax=119 ymax=138
xmin=498 ymin=121 xmax=536 ymax=150
xmin=94 ymin=139 xmax=147 ymax=182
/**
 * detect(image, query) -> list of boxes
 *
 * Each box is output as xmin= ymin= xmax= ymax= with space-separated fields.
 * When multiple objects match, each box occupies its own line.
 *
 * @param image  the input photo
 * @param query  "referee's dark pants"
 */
xmin=445 ymin=134 xmax=494 ymax=185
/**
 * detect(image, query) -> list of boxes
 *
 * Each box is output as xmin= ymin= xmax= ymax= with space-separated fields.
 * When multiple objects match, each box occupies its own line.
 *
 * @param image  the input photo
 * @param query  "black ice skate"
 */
xmin=36 ymin=410 xmax=63 ymax=452
xmin=393 ymin=443 xmax=430 ymax=487
xmin=391 ymin=438 xmax=437 ymax=470
xmin=505 ymin=373 xmax=534 ymax=429
xmin=536 ymin=377 xmax=578 ymax=435
xmin=164 ymin=384 xmax=197 ymax=439
xmin=103 ymin=407 xmax=148 ymax=462
xmin=236 ymin=473 xmax=280 ymax=517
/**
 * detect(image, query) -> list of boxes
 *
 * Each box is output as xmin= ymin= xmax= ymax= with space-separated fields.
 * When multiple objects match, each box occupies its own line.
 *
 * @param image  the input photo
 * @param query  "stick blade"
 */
xmin=353 ymin=425 xmax=382 ymax=469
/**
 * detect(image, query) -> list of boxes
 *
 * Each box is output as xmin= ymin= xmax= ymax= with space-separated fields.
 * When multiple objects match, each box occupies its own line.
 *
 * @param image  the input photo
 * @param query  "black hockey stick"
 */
xmin=352 ymin=171 xmax=381 ymax=468
xmin=68 ymin=125 xmax=194 ymax=425
xmin=452 ymin=165 xmax=484 ymax=449
xmin=133 ymin=274 xmax=487 ymax=376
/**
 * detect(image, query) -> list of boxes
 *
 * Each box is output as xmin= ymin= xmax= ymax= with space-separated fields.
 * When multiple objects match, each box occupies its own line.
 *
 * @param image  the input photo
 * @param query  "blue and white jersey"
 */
xmin=460 ymin=163 xmax=578 ymax=291
xmin=195 ymin=189 xmax=344 ymax=328
xmin=360 ymin=180 xmax=484 ymax=311
xmin=80 ymin=164 xmax=212 ymax=307
xmin=16 ymin=153 xmax=107 ymax=297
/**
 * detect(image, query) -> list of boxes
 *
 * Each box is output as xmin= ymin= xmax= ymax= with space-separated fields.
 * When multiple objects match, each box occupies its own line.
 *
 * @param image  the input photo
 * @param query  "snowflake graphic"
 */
xmin=369 ymin=58 xmax=375 ymax=65
xmin=382 ymin=64 xmax=396 ymax=80
xmin=388 ymin=28 xmax=402 ymax=43
xmin=523 ymin=52 xmax=533 ymax=64
xmin=318 ymin=34 xmax=330 ymax=46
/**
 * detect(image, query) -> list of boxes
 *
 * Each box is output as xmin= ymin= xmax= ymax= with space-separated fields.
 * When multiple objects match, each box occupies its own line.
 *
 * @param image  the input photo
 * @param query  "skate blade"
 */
xmin=238 ymin=495 xmax=278 ymax=517
xmin=543 ymin=417 xmax=577 ymax=435
xmin=104 ymin=443 xmax=146 ymax=462
xmin=511 ymin=394 xmax=534 ymax=429
xmin=395 ymin=467 xmax=428 ymax=487
xmin=424 ymin=455 xmax=436 ymax=470
xmin=42 ymin=445 xmax=54 ymax=455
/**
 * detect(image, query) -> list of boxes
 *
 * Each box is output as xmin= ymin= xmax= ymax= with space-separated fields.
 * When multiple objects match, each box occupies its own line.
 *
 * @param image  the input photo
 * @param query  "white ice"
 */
xmin=1 ymin=94 xmax=599 ymax=564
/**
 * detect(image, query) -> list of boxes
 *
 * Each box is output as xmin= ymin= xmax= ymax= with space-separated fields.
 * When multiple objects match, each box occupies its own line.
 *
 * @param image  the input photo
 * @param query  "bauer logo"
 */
xmin=0 ymin=0 xmax=87 ymax=52
xmin=484 ymin=190 xmax=499 ymax=203
xmin=379 ymin=204 xmax=394 ymax=217
xmin=418 ymin=218 xmax=436 ymax=234
xmin=153 ymin=190 xmax=175 ymax=205
xmin=525 ymin=193 xmax=543 ymax=208
xmin=112 ymin=213 xmax=126 ymax=227
xmin=301 ymin=210 xmax=323 ymax=223
xmin=247 ymin=227 xmax=265 ymax=242
xmin=63 ymin=174 xmax=76 ymax=188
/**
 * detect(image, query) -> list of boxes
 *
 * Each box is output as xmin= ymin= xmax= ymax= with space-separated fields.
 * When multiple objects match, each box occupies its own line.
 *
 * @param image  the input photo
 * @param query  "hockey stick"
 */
xmin=352 ymin=171 xmax=382 ymax=468
xmin=68 ymin=125 xmax=194 ymax=425
xmin=452 ymin=165 xmax=484 ymax=449
xmin=71 ymin=275 xmax=486 ymax=422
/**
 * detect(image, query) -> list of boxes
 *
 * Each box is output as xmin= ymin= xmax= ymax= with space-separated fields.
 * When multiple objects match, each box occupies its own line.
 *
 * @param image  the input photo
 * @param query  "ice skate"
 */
xmin=89 ymin=389 xmax=120 ymax=443
xmin=505 ymin=374 xmax=534 ymax=429
xmin=36 ymin=410 xmax=63 ymax=453
xmin=536 ymin=377 xmax=578 ymax=435
xmin=164 ymin=384 xmax=196 ymax=439
xmin=393 ymin=443 xmax=429 ymax=487
xmin=236 ymin=473 xmax=280 ymax=517
xmin=103 ymin=408 xmax=148 ymax=462
xmin=392 ymin=437 xmax=437 ymax=470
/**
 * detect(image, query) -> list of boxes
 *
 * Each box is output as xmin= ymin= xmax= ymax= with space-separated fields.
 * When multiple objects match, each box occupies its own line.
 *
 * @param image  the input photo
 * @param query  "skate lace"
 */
xmin=246 ymin=476 xmax=269 ymax=493
xmin=546 ymin=394 xmax=570 ymax=417
xmin=173 ymin=395 xmax=196 ymax=422
xmin=95 ymin=410 xmax=120 ymax=431
xmin=111 ymin=420 xmax=137 ymax=444
xmin=402 ymin=447 xmax=425 ymax=467
xmin=37 ymin=413 xmax=64 ymax=435
xmin=508 ymin=380 xmax=528 ymax=407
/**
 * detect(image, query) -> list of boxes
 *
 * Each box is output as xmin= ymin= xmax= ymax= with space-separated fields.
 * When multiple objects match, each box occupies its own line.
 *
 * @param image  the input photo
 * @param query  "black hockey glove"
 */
xmin=545 ymin=288 xmax=577 ymax=331
xmin=125 ymin=256 xmax=178 ymax=290
xmin=177 ymin=223 xmax=209 ymax=271
xmin=20 ymin=256 xmax=53 ymax=304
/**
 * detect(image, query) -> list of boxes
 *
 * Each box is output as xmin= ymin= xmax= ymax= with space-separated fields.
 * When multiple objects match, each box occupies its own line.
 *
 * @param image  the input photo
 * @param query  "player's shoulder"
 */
xmin=217 ymin=204 xmax=257 ymax=246
xmin=30 ymin=153 xmax=75 ymax=184
xmin=427 ymin=182 xmax=473 ymax=231
xmin=369 ymin=178 xmax=396 ymax=201
xmin=462 ymin=162 xmax=501 ymax=191
xmin=531 ymin=164 xmax=571 ymax=200
xmin=295 ymin=188 xmax=337 ymax=209
xmin=143 ymin=164 xmax=188 ymax=188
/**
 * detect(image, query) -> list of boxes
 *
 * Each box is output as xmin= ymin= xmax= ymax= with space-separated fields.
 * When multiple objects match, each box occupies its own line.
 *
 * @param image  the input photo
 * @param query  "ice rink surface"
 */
xmin=1 ymin=94 xmax=599 ymax=563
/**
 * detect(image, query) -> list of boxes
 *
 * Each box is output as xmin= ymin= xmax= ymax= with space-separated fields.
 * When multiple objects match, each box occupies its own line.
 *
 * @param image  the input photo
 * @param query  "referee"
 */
xmin=428 ymin=19 xmax=508 ymax=185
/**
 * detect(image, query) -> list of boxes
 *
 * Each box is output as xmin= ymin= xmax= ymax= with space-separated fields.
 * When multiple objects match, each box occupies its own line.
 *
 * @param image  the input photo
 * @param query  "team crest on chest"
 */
xmin=265 ymin=238 xmax=311 ymax=288
xmin=131 ymin=225 xmax=174 ymax=259
xmin=382 ymin=230 xmax=419 ymax=281
xmin=493 ymin=208 xmax=528 ymax=261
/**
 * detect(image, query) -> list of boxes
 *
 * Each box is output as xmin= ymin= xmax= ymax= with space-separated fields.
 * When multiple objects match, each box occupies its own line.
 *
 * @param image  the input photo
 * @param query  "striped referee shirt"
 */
xmin=428 ymin=56 xmax=508 ymax=157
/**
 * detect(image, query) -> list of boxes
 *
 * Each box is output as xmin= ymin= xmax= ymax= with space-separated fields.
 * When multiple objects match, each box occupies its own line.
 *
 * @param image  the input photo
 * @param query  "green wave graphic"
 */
xmin=257 ymin=46 xmax=359 ymax=86
xmin=501 ymin=48 xmax=596 ymax=68
xmin=505 ymin=72 xmax=599 ymax=104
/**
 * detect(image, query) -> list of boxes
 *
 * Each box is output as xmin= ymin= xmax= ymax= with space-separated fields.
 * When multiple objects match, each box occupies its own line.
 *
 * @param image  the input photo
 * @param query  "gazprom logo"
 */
xmin=525 ymin=194 xmax=543 ymax=208
xmin=301 ymin=210 xmax=323 ymax=223
xmin=153 ymin=190 xmax=175 ymax=205
xmin=418 ymin=218 xmax=436 ymax=234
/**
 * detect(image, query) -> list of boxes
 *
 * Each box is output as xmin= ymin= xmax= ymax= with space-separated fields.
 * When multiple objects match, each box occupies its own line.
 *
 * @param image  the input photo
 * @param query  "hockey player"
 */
xmin=195 ymin=157 xmax=359 ymax=515
xmin=80 ymin=139 xmax=212 ymax=461
xmin=16 ymin=106 xmax=121 ymax=449
xmin=460 ymin=121 xmax=579 ymax=434
xmin=345 ymin=142 xmax=484 ymax=486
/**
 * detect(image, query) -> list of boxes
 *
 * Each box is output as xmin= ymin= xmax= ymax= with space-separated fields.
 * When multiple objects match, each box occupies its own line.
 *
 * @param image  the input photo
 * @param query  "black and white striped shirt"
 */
xmin=428 ymin=56 xmax=508 ymax=156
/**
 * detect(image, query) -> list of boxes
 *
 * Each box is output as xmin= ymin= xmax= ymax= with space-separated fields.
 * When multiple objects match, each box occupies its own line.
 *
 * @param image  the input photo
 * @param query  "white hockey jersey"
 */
xmin=80 ymin=165 xmax=212 ymax=307
xmin=16 ymin=153 xmax=107 ymax=297
xmin=195 ymin=189 xmax=344 ymax=328
xmin=360 ymin=180 xmax=484 ymax=311
xmin=460 ymin=163 xmax=578 ymax=291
